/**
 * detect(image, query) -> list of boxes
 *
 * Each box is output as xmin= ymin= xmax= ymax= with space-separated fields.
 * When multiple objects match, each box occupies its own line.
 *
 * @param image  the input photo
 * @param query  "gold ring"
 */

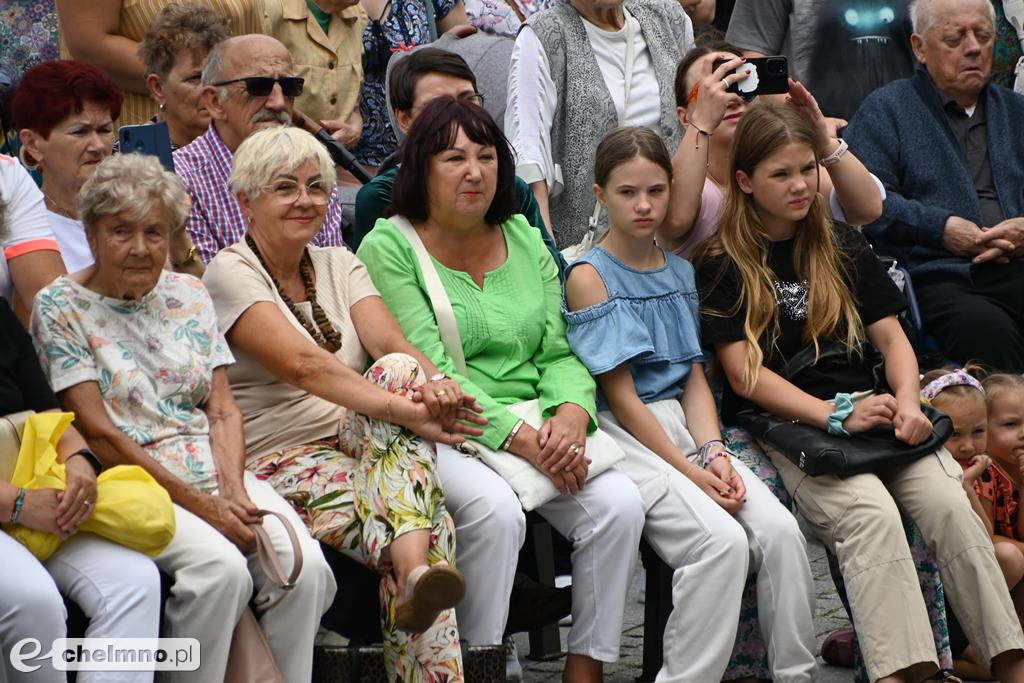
xmin=571 ymin=444 xmax=580 ymax=455
xmin=436 ymin=389 xmax=447 ymax=397
xmin=84 ymin=500 xmax=92 ymax=507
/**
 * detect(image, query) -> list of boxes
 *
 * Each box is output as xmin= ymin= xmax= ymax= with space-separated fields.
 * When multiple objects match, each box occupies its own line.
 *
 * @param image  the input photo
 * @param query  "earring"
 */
xmin=18 ymin=145 xmax=39 ymax=171
xmin=159 ymin=102 xmax=165 ymax=110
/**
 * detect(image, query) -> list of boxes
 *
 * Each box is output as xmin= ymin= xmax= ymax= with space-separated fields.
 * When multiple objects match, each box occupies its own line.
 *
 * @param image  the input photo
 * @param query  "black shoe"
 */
xmin=504 ymin=572 xmax=572 ymax=633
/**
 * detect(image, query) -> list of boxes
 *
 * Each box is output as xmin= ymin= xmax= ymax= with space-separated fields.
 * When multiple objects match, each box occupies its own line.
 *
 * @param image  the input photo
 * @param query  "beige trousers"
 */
xmin=766 ymin=444 xmax=1024 ymax=681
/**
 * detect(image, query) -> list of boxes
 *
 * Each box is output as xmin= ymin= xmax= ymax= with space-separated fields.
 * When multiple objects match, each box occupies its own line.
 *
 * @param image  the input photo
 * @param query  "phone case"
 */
xmin=712 ymin=56 xmax=789 ymax=98
xmin=118 ymin=120 xmax=175 ymax=172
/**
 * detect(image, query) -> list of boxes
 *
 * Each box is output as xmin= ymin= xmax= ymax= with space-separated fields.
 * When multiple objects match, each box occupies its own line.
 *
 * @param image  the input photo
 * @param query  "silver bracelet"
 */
xmin=501 ymin=418 xmax=526 ymax=451
xmin=820 ymin=137 xmax=849 ymax=168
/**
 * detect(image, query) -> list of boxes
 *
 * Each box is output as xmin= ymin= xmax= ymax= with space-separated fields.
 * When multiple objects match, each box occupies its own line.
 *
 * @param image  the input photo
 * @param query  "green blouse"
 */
xmin=357 ymin=214 xmax=597 ymax=449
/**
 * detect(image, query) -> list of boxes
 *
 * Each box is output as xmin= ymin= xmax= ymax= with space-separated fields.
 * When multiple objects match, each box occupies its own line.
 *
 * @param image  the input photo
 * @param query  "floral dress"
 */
xmin=247 ymin=353 xmax=462 ymax=683
xmin=30 ymin=272 xmax=234 ymax=492
xmin=353 ymin=0 xmax=456 ymax=166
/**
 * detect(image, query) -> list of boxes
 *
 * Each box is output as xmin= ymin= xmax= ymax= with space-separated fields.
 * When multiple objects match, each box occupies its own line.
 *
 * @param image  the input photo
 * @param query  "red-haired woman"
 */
xmin=13 ymin=60 xmax=122 ymax=274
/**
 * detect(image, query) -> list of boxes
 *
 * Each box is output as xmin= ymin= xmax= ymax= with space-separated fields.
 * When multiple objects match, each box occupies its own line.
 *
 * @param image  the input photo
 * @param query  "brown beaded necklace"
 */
xmin=245 ymin=233 xmax=343 ymax=353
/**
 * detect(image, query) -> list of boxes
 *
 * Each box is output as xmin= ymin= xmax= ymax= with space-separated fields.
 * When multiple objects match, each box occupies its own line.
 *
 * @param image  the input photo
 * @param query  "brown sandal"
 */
xmin=395 ymin=565 xmax=466 ymax=634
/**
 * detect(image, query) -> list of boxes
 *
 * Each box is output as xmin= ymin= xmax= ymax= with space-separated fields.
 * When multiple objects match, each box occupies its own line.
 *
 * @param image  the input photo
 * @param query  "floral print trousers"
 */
xmin=248 ymin=353 xmax=462 ymax=682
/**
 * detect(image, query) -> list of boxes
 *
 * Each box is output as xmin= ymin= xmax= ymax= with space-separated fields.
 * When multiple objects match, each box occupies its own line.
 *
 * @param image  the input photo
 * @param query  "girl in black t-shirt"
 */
xmin=696 ymin=102 xmax=1024 ymax=682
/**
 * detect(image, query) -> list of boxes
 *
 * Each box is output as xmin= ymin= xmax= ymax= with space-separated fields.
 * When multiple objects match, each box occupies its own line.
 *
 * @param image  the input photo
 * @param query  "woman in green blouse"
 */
xmin=358 ymin=96 xmax=645 ymax=683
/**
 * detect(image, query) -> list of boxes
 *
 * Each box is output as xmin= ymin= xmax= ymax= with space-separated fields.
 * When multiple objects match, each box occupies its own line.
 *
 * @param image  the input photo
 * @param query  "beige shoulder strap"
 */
xmin=388 ymin=215 xmax=468 ymax=376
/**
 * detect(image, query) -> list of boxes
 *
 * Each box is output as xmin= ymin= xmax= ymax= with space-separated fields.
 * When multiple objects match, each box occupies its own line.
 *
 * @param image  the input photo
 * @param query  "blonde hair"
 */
xmin=696 ymin=103 xmax=864 ymax=393
xmin=982 ymin=373 xmax=1024 ymax=410
xmin=229 ymin=126 xmax=336 ymax=198
xmin=78 ymin=154 xmax=190 ymax=233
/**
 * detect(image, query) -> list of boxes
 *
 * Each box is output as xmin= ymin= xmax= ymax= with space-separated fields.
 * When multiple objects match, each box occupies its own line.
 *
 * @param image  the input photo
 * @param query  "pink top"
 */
xmin=672 ymin=178 xmax=725 ymax=260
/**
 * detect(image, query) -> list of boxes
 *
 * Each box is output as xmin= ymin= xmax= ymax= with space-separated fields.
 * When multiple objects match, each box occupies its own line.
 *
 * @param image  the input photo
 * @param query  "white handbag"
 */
xmin=389 ymin=215 xmax=625 ymax=510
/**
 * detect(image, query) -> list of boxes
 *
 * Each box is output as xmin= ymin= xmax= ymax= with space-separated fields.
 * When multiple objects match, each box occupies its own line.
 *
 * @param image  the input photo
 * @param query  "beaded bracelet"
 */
xmin=10 ymin=488 xmax=26 ymax=525
xmin=699 ymin=439 xmax=727 ymax=468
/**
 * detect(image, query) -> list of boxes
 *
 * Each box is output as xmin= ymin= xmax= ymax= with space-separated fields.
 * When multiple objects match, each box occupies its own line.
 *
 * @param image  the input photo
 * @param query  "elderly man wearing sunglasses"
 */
xmin=174 ymin=34 xmax=347 ymax=264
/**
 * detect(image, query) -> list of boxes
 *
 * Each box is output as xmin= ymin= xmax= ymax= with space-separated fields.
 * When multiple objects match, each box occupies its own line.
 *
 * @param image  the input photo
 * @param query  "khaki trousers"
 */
xmin=766 ymin=443 xmax=1024 ymax=681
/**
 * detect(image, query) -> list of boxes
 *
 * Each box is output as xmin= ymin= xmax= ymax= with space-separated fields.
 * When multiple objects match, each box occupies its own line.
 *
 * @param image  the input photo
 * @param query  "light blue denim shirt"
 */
xmin=564 ymin=246 xmax=707 ymax=411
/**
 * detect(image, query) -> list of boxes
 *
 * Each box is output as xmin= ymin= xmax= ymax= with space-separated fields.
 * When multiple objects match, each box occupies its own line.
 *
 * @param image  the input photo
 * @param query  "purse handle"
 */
xmin=389 ymin=215 xmax=469 ymax=376
xmin=250 ymin=510 xmax=303 ymax=611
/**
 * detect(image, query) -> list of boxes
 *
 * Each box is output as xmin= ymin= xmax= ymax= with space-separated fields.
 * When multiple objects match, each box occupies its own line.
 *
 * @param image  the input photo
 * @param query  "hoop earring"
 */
xmin=18 ymin=145 xmax=39 ymax=172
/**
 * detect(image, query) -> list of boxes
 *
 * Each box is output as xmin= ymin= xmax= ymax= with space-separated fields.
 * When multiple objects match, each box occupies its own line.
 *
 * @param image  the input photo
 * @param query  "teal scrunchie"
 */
xmin=826 ymin=392 xmax=854 ymax=436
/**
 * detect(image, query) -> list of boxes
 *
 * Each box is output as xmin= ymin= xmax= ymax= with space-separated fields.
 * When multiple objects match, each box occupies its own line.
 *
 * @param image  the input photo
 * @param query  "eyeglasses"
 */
xmin=213 ymin=76 xmax=305 ymax=98
xmin=262 ymin=179 xmax=331 ymax=205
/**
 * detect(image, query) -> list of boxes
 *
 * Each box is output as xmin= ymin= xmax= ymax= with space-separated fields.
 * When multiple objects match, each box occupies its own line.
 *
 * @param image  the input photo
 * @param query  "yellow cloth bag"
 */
xmin=3 ymin=412 xmax=176 ymax=561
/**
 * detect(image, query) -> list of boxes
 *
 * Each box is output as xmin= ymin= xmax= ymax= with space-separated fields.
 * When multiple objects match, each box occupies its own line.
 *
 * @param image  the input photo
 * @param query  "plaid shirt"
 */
xmin=173 ymin=124 xmax=345 ymax=263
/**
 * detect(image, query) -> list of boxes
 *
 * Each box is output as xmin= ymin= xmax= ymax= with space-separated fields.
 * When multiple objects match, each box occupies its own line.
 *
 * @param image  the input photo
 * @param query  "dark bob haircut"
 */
xmin=389 ymin=48 xmax=478 ymax=114
xmin=389 ymin=96 xmax=517 ymax=225
xmin=12 ymin=60 xmax=123 ymax=139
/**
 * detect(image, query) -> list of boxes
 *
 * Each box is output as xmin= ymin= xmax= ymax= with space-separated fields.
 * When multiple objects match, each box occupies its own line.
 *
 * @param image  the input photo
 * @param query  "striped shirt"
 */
xmin=173 ymin=124 xmax=345 ymax=264
xmin=59 ymin=0 xmax=258 ymax=126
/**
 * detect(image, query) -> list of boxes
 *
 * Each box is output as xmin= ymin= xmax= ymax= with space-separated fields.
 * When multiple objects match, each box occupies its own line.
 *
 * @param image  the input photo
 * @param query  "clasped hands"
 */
xmin=943 ymin=215 xmax=1024 ymax=263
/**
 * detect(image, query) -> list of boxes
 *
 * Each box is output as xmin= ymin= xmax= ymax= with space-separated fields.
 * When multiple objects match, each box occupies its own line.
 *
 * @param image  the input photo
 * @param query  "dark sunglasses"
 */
xmin=212 ymin=76 xmax=305 ymax=98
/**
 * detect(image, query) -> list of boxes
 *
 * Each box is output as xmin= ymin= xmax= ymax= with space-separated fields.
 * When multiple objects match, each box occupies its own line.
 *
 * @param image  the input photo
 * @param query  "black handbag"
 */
xmin=735 ymin=342 xmax=953 ymax=477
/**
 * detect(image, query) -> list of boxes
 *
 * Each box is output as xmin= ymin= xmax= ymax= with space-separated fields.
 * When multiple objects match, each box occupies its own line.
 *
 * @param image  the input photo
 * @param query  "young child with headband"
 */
xmin=922 ymin=368 xmax=1024 ymax=678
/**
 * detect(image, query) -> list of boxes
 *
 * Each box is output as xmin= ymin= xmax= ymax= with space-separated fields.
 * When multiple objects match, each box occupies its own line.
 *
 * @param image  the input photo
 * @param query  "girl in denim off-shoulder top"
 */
xmin=562 ymin=126 xmax=816 ymax=682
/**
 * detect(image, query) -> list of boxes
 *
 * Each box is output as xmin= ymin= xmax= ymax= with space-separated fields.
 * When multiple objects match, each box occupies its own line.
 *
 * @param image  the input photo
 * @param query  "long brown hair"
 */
xmin=593 ymin=126 xmax=673 ymax=187
xmin=696 ymin=102 xmax=863 ymax=393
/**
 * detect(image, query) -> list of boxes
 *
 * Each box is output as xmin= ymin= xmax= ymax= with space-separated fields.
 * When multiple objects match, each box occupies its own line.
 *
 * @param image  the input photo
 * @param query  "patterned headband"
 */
xmin=920 ymin=369 xmax=985 ymax=403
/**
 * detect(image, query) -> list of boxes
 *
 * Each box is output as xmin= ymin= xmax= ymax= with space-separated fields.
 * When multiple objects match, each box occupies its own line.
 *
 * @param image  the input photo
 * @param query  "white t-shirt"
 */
xmin=506 ymin=8 xmax=661 ymax=195
xmin=48 ymin=211 xmax=94 ymax=273
xmin=0 ymin=155 xmax=58 ymax=302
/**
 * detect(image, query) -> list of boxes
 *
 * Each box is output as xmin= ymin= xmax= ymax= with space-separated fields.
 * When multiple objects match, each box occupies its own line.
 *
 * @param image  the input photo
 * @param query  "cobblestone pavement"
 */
xmin=513 ymin=536 xmax=856 ymax=682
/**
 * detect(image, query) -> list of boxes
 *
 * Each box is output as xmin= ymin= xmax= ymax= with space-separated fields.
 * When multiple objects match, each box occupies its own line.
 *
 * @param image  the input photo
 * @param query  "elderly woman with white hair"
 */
xmin=30 ymin=152 xmax=337 ymax=683
xmin=202 ymin=126 xmax=483 ymax=682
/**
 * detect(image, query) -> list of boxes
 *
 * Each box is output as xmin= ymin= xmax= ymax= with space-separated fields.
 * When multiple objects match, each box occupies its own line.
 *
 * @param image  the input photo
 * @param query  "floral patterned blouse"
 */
xmin=352 ymin=0 xmax=457 ymax=166
xmin=31 ymin=272 xmax=235 ymax=492
xmin=975 ymin=462 xmax=1020 ymax=540
xmin=464 ymin=0 xmax=559 ymax=37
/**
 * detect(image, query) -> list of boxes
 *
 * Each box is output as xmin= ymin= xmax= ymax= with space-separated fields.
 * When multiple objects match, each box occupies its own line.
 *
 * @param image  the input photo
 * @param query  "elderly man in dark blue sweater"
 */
xmin=845 ymin=0 xmax=1024 ymax=372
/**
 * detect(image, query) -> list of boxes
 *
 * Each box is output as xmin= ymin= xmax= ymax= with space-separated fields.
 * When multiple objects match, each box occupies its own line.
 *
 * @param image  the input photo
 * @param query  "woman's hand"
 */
xmin=56 ymin=455 xmax=99 ymax=535
xmin=707 ymin=453 xmax=746 ymax=505
xmin=403 ymin=401 xmax=486 ymax=445
xmin=842 ymin=394 xmax=897 ymax=433
xmin=16 ymin=489 xmax=69 ymax=538
xmin=200 ymin=493 xmax=259 ymax=553
xmin=685 ymin=55 xmax=747 ymax=133
xmin=537 ymin=403 xmax=590 ymax=474
xmin=413 ymin=377 xmax=485 ymax=429
xmin=786 ymin=79 xmax=839 ymax=158
xmin=893 ymin=401 xmax=933 ymax=445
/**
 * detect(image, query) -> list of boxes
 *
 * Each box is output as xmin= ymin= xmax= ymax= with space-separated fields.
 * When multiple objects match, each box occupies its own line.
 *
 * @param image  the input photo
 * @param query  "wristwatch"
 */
xmin=70 ymin=448 xmax=104 ymax=475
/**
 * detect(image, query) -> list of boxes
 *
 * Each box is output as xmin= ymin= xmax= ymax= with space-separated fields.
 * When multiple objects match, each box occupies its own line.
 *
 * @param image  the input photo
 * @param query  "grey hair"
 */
xmin=910 ymin=0 xmax=995 ymax=35
xmin=77 ymin=154 xmax=191 ymax=234
xmin=200 ymin=39 xmax=230 ymax=102
xmin=229 ymin=126 xmax=336 ymax=197
xmin=138 ymin=3 xmax=229 ymax=79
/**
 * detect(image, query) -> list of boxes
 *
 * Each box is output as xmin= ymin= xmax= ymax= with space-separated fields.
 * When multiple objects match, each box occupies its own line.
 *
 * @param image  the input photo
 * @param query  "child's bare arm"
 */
xmin=968 ymin=484 xmax=995 ymax=537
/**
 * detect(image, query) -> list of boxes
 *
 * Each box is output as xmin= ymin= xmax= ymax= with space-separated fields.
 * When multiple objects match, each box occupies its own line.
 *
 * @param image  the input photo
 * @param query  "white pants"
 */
xmin=599 ymin=400 xmax=817 ymax=683
xmin=438 ymin=445 xmax=645 ymax=660
xmin=153 ymin=472 xmax=336 ymax=683
xmin=0 ymin=530 xmax=161 ymax=683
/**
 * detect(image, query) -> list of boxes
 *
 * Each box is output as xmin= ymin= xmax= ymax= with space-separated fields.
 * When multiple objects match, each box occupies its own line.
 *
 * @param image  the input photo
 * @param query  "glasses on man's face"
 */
xmin=213 ymin=76 xmax=305 ymax=98
xmin=262 ymin=179 xmax=331 ymax=205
